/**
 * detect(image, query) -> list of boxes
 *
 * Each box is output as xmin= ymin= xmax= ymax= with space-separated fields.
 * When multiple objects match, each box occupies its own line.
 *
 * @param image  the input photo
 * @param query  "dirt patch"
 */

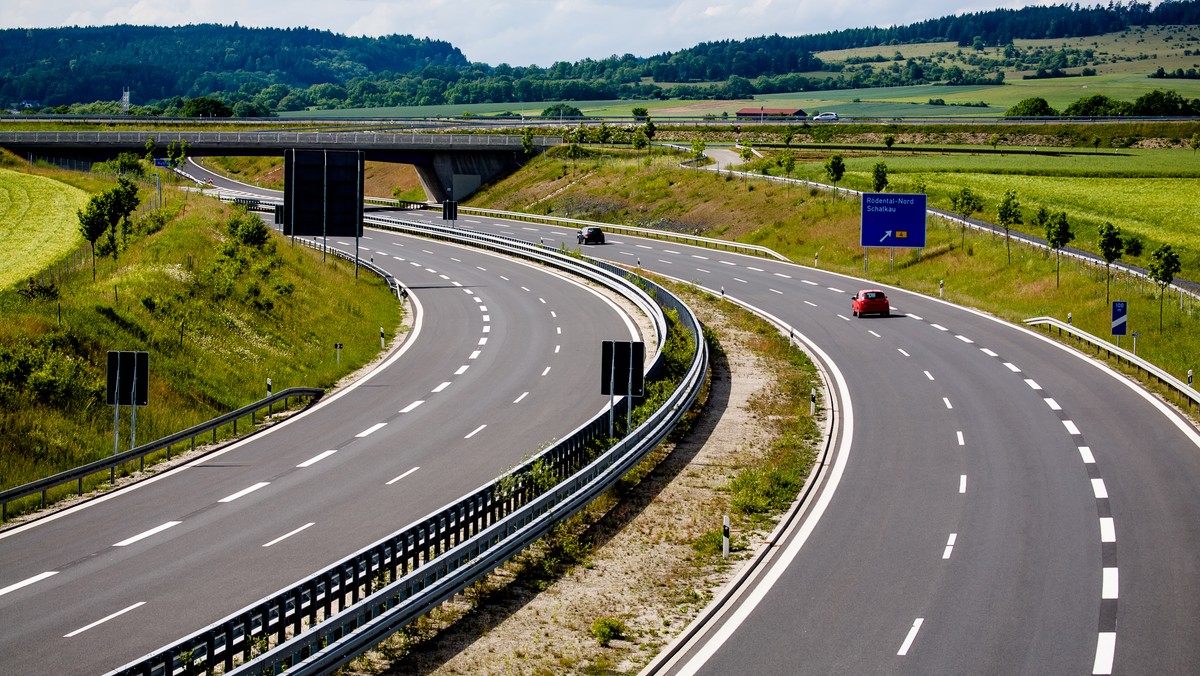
xmin=347 ymin=290 xmax=802 ymax=675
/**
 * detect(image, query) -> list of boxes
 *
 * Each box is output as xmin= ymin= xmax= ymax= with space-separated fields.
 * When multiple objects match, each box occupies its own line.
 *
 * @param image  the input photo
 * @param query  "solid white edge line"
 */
xmin=386 ymin=467 xmax=420 ymax=485
xmin=1093 ymin=632 xmax=1116 ymax=674
xmin=218 ymin=482 xmax=270 ymax=503
xmin=0 ymin=571 xmax=58 ymax=597
xmin=898 ymin=618 xmax=924 ymax=656
xmin=113 ymin=521 xmax=182 ymax=547
xmin=356 ymin=422 xmax=387 ymax=437
xmin=263 ymin=522 xmax=315 ymax=547
xmin=64 ymin=601 xmax=147 ymax=638
xmin=297 ymin=450 xmax=336 ymax=468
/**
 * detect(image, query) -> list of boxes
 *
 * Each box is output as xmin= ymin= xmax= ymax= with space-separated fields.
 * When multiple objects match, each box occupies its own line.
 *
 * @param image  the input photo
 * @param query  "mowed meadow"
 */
xmin=0 ymin=157 xmax=403 ymax=504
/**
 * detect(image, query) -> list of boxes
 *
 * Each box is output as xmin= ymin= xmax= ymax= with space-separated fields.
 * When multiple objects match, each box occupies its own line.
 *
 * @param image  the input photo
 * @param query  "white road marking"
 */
xmin=956 ymin=335 xmax=974 ymax=344
xmin=550 ymin=311 xmax=557 ymax=318
xmin=432 ymin=382 xmax=451 ymax=393
xmin=297 ymin=450 xmax=337 ymax=468
xmin=64 ymin=602 xmax=146 ymax=637
xmin=513 ymin=392 xmax=529 ymax=404
xmin=465 ymin=424 xmax=487 ymax=439
xmin=439 ymin=274 xmax=450 ymax=280
xmin=1045 ymin=398 xmax=1062 ymax=410
xmin=943 ymin=397 xmax=953 ymax=409
xmin=356 ymin=422 xmax=387 ymax=437
xmin=556 ymin=326 xmax=562 ymax=334
xmin=479 ymin=337 xmax=488 ymax=345
xmin=770 ymin=288 xmax=783 ymax=295
xmin=522 ymin=227 xmax=539 ymax=232
xmin=837 ymin=313 xmax=849 ymax=320
xmin=1063 ymin=420 xmax=1081 ymax=435
xmin=1102 ymin=568 xmax=1119 ymax=599
xmin=898 ymin=348 xmax=911 ymax=357
xmin=658 ymin=259 xmax=673 ymax=264
xmin=455 ymin=365 xmax=469 ymax=375
xmin=469 ymin=350 xmax=481 ymax=360
xmin=720 ymin=260 xmax=737 ymax=266
xmin=959 ymin=475 xmax=967 ymax=493
xmin=697 ymin=268 xmax=711 ymax=273
xmin=472 ymin=296 xmax=482 ymax=303
xmin=924 ymin=371 xmax=935 ymax=380
xmin=262 ymin=522 xmax=315 ymax=547
xmin=692 ymin=255 xmax=709 ymax=260
xmin=775 ymin=273 xmax=792 ymax=279
xmin=957 ymin=431 xmax=965 ymax=446
xmin=747 ymin=266 xmax=764 ymax=272
xmin=482 ymin=325 xmax=491 ymax=333
xmin=477 ymin=266 xmax=487 ymax=271
xmin=392 ymin=256 xmax=404 ymax=261
xmin=980 ymin=347 xmax=998 ymax=356
xmin=483 ymin=315 xmax=490 ymax=322
xmin=931 ymin=323 xmax=948 ymax=331
xmin=636 ymin=244 xmax=653 ymax=249
xmin=1025 ymin=378 xmax=1042 ymax=390
xmin=1100 ymin=517 xmax=1116 ymax=542
xmin=0 ymin=571 xmax=58 ymax=597
xmin=539 ymin=297 xmax=547 ymax=304
xmin=804 ymin=300 xmax=817 ymax=307
xmin=908 ymin=313 xmax=924 ymax=321
xmin=734 ymin=278 xmax=748 ymax=283
xmin=500 ymin=275 xmax=509 ymax=281
xmin=479 ymin=305 xmax=488 ymax=312
xmin=664 ymin=249 xmax=680 ymax=254
xmin=219 ymin=482 xmax=270 ymax=503
xmin=386 ymin=467 xmax=420 ymax=485
xmin=827 ymin=287 xmax=843 ymax=293
xmin=801 ymin=280 xmax=818 ymax=286
xmin=400 ymin=400 xmax=425 ymax=413
xmin=450 ymin=257 xmax=462 ymax=262
xmin=898 ymin=618 xmax=924 ymax=656
xmin=425 ymin=268 xmax=437 ymax=274
xmin=868 ymin=330 xmax=881 ymax=338
xmin=555 ymin=345 xmax=561 ymax=353
xmin=1092 ymin=478 xmax=1109 ymax=499
xmin=1003 ymin=362 xmax=1021 ymax=373
xmin=1079 ymin=446 xmax=1096 ymax=463
xmin=114 ymin=521 xmax=182 ymax=546
xmin=1093 ymin=632 xmax=1116 ymax=674
xmin=542 ymin=366 xmax=551 ymax=376
xmin=943 ymin=533 xmax=958 ymax=559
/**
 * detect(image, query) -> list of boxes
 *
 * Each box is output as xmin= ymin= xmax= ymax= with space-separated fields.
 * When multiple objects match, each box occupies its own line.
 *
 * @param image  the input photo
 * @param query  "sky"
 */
xmin=3 ymin=0 xmax=1060 ymax=67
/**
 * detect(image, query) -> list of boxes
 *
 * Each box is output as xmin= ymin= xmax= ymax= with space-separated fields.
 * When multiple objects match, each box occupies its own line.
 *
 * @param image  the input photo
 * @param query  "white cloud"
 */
xmin=0 ymin=0 xmax=1073 ymax=66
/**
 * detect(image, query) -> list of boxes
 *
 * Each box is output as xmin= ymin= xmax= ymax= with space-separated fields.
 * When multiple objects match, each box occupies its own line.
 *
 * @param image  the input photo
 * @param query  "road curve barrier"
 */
xmin=108 ymin=217 xmax=706 ymax=676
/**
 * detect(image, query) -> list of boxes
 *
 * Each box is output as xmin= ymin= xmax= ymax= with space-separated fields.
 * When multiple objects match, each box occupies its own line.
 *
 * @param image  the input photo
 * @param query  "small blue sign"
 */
xmin=1112 ymin=300 xmax=1128 ymax=336
xmin=861 ymin=193 xmax=927 ymax=248
xmin=153 ymin=158 xmax=169 ymax=167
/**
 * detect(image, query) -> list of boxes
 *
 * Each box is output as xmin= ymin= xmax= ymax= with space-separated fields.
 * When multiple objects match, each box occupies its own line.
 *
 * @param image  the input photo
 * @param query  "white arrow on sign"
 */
xmin=879 ymin=230 xmax=892 ymax=243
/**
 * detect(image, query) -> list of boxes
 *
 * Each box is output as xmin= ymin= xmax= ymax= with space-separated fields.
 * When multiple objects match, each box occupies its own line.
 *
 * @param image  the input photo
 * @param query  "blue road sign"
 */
xmin=1112 ymin=300 xmax=1128 ymax=336
xmin=153 ymin=159 xmax=169 ymax=167
xmin=861 ymin=193 xmax=927 ymax=248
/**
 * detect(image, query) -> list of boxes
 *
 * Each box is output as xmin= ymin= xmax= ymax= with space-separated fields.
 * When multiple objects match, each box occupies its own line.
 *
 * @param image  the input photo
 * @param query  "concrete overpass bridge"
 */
xmin=0 ymin=130 xmax=560 ymax=201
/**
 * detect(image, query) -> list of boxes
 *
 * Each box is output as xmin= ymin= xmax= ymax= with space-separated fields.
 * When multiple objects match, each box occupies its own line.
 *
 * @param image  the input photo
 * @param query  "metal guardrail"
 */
xmin=0 ymin=130 xmax=560 ymax=151
xmin=0 ymin=388 xmax=323 ymax=522
xmin=1025 ymin=316 xmax=1198 ymax=411
xmin=108 ymin=217 xmax=700 ymax=676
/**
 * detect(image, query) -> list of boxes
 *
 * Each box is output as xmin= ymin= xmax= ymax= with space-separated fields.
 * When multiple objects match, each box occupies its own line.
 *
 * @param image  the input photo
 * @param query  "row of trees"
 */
xmin=77 ymin=178 xmax=141 ymax=280
xmin=1006 ymin=89 xmax=1200 ymax=117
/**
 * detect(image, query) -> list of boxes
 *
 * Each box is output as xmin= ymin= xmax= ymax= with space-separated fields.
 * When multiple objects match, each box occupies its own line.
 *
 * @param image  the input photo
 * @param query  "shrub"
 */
xmin=591 ymin=617 xmax=627 ymax=647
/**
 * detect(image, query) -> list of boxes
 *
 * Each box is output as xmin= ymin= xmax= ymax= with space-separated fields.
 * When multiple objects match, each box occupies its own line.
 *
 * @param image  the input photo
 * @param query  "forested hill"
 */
xmin=0 ymin=24 xmax=467 ymax=106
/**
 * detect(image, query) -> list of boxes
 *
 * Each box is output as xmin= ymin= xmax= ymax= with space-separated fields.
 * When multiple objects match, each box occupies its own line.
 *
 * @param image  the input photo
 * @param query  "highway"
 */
xmin=392 ymin=206 xmax=1200 ymax=675
xmin=0 ymin=191 xmax=643 ymax=673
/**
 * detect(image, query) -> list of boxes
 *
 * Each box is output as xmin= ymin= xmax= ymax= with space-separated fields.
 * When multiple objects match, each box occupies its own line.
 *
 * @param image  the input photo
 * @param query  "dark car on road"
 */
xmin=577 ymin=226 xmax=605 ymax=245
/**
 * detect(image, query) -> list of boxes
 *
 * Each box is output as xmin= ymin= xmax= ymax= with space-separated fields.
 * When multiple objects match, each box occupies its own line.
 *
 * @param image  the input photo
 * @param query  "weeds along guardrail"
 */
xmin=108 ymin=217 xmax=701 ymax=676
xmin=0 ymin=387 xmax=323 ymax=522
xmin=1025 ymin=316 xmax=1199 ymax=412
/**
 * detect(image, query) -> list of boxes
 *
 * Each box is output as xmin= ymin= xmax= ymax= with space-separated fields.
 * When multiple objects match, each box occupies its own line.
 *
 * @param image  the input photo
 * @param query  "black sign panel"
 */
xmin=282 ymin=149 xmax=364 ymax=237
xmin=106 ymin=351 xmax=149 ymax=406
xmin=601 ymin=340 xmax=645 ymax=397
xmin=442 ymin=200 xmax=458 ymax=221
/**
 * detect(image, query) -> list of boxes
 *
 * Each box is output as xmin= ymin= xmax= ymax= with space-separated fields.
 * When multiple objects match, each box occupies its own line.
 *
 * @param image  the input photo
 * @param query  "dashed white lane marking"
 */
xmin=297 ymin=450 xmax=337 ymax=468
xmin=868 ymin=330 xmax=881 ymax=338
xmin=943 ymin=397 xmax=953 ymax=409
xmin=483 ymin=325 xmax=491 ymax=333
xmin=550 ymin=311 xmax=557 ymax=318
xmin=219 ymin=482 xmax=270 ymax=503
xmin=556 ymin=326 xmax=562 ymax=334
xmin=827 ymin=287 xmax=844 ymax=293
xmin=747 ymin=266 xmax=764 ymax=272
xmin=898 ymin=348 xmax=911 ymax=357
xmin=1079 ymin=446 xmax=1096 ymax=463
xmin=1045 ymin=398 xmax=1062 ymax=410
xmin=479 ymin=305 xmax=488 ymax=312
xmin=400 ymin=400 xmax=425 ymax=413
xmin=770 ymin=288 xmax=783 ymax=295
xmin=804 ymin=300 xmax=817 ymax=307
xmin=1025 ymin=378 xmax=1042 ymax=390
xmin=775 ymin=273 xmax=792 ymax=279
xmin=356 ymin=422 xmax=387 ymax=437
xmin=500 ymin=275 xmax=509 ymax=281
xmin=64 ymin=602 xmax=146 ymax=638
xmin=386 ymin=467 xmax=420 ymax=485
xmin=0 ymin=571 xmax=58 ymax=597
xmin=837 ymin=313 xmax=850 ymax=320
xmin=957 ymin=431 xmax=965 ymax=446
xmin=472 ymin=296 xmax=482 ymax=303
xmin=697 ymin=268 xmax=711 ymax=273
xmin=521 ymin=227 xmax=538 ymax=232
xmin=476 ymin=266 xmax=486 ymax=271
xmin=1063 ymin=420 xmax=1081 ymax=435
xmin=1100 ymin=518 xmax=1116 ymax=542
xmin=801 ymin=280 xmax=818 ymax=286
xmin=439 ymin=274 xmax=450 ymax=280
xmin=262 ymin=522 xmax=315 ymax=547
xmin=422 ymin=250 xmax=434 ymax=255
xmin=692 ymin=254 xmax=709 ymax=260
xmin=943 ymin=533 xmax=958 ymax=559
xmin=555 ymin=345 xmax=561 ymax=353
xmin=898 ymin=618 xmax=924 ymax=656
xmin=924 ymin=371 xmax=935 ymax=380
xmin=664 ymin=249 xmax=680 ymax=254
xmin=450 ymin=257 xmax=461 ymax=262
xmin=1102 ymin=568 xmax=1119 ymax=599
xmin=1092 ymin=479 xmax=1109 ymax=499
xmin=465 ymin=424 xmax=487 ymax=439
xmin=541 ymin=366 xmax=552 ymax=376
xmin=734 ymin=278 xmax=748 ymax=283
xmin=959 ymin=475 xmax=967 ymax=493
xmin=658 ymin=259 xmax=673 ymax=264
xmin=483 ymin=315 xmax=491 ymax=322
xmin=636 ymin=244 xmax=653 ymax=249
xmin=956 ymin=335 xmax=974 ymax=344
xmin=469 ymin=350 xmax=481 ymax=360
xmin=455 ymin=365 xmax=469 ymax=375
xmin=931 ymin=323 xmax=948 ymax=331
xmin=908 ymin=313 xmax=924 ymax=321
xmin=1003 ymin=362 xmax=1021 ymax=373
xmin=980 ymin=347 xmax=998 ymax=357
xmin=432 ymin=382 xmax=451 ymax=393
xmin=479 ymin=337 xmax=488 ymax=345
xmin=720 ymin=261 xmax=737 ymax=266
xmin=114 ymin=521 xmax=182 ymax=546
xmin=514 ymin=392 xmax=529 ymax=404
xmin=538 ymin=297 xmax=547 ymax=304
xmin=1094 ymin=633 xmax=1116 ymax=674
xmin=425 ymin=268 xmax=437 ymax=274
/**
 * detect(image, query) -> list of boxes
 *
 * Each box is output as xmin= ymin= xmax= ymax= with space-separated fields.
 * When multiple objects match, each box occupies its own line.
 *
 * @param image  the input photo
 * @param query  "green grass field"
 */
xmin=0 ymin=168 xmax=88 ymax=288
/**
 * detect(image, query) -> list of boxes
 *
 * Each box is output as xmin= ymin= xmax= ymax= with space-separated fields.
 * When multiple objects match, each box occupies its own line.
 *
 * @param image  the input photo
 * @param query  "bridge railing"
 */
xmin=0 ymin=130 xmax=560 ymax=150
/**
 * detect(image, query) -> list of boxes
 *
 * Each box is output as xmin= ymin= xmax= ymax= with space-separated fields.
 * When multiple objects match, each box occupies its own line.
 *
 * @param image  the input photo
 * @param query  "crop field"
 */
xmin=0 ymin=168 xmax=88 ymax=288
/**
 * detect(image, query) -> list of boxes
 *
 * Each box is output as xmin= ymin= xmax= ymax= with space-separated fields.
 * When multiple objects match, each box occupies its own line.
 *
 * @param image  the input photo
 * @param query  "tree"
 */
xmin=1044 ymin=210 xmax=1074 ymax=287
xmin=521 ymin=127 xmax=535 ymax=156
xmin=996 ymin=189 xmax=1022 ymax=264
xmin=779 ymin=150 xmax=796 ymax=186
xmin=782 ymin=126 xmax=796 ymax=147
xmin=631 ymin=127 xmax=648 ymax=154
xmin=883 ymin=134 xmax=895 ymax=149
xmin=596 ymin=121 xmax=612 ymax=145
xmin=631 ymin=107 xmax=649 ymax=121
xmin=691 ymin=138 xmax=707 ymax=162
xmin=541 ymin=103 xmax=582 ymax=119
xmin=988 ymin=133 xmax=1003 ymax=151
xmin=824 ymin=153 xmax=845 ymax=190
xmin=1005 ymin=97 xmax=1058 ymax=117
xmin=739 ymin=143 xmax=754 ymax=163
xmin=1148 ymin=244 xmax=1181 ymax=331
xmin=1191 ymin=132 xmax=1199 ymax=153
xmin=181 ymin=96 xmax=232 ymax=118
xmin=77 ymin=178 xmax=141 ymax=277
xmin=950 ymin=186 xmax=983 ymax=249
xmin=872 ymin=162 xmax=888 ymax=192
xmin=1096 ymin=222 xmax=1124 ymax=306
xmin=78 ymin=194 xmax=111 ymax=281
xmin=144 ymin=136 xmax=156 ymax=162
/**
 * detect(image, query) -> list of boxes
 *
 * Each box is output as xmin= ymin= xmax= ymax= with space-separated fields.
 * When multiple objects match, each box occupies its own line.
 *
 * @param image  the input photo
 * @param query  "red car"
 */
xmin=852 ymin=289 xmax=890 ymax=317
